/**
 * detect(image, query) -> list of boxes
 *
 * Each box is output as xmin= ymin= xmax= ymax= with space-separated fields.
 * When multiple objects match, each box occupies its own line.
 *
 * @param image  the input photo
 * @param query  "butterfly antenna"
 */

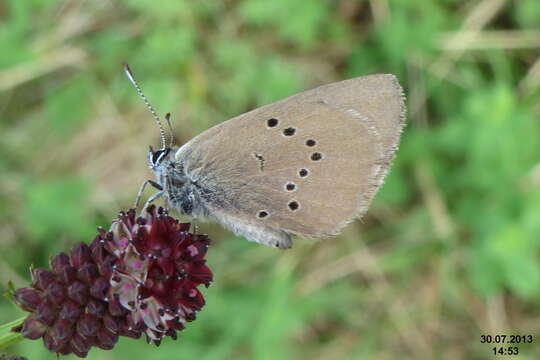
xmin=164 ymin=113 xmax=175 ymax=147
xmin=123 ymin=63 xmax=167 ymax=149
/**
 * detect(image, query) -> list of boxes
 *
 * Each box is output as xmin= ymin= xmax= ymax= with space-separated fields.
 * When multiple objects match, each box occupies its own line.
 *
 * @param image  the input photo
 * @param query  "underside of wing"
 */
xmin=176 ymin=74 xmax=405 ymax=243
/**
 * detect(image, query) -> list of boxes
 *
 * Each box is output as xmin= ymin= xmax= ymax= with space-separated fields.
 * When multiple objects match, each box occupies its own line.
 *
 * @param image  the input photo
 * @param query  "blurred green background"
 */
xmin=1 ymin=0 xmax=540 ymax=359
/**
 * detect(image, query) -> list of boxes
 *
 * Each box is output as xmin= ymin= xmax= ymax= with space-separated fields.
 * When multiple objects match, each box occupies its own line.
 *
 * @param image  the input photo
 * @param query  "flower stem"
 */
xmin=0 ymin=316 xmax=26 ymax=350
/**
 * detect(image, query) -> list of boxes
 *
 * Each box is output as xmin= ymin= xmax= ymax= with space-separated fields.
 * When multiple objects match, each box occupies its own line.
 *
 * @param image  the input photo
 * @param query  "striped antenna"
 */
xmin=123 ymin=64 xmax=167 ymax=149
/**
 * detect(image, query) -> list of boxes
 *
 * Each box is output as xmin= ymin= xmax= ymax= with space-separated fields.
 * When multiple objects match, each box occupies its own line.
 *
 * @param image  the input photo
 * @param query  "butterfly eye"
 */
xmin=151 ymin=148 xmax=170 ymax=166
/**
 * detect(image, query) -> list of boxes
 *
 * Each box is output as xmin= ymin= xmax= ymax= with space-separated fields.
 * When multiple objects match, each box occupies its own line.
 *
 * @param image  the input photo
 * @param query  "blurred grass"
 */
xmin=1 ymin=0 xmax=540 ymax=359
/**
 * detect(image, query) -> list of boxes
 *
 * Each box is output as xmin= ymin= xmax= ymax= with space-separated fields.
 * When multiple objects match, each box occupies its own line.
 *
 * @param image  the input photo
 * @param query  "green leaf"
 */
xmin=23 ymin=178 xmax=93 ymax=241
xmin=470 ymin=223 xmax=540 ymax=299
xmin=240 ymin=0 xmax=330 ymax=48
xmin=253 ymin=58 xmax=304 ymax=105
xmin=514 ymin=0 xmax=540 ymax=28
xmin=45 ymin=76 xmax=94 ymax=136
xmin=0 ymin=29 xmax=31 ymax=69
xmin=372 ymin=1 xmax=445 ymax=72
xmin=375 ymin=164 xmax=410 ymax=208
xmin=468 ymin=242 xmax=504 ymax=296
xmin=134 ymin=25 xmax=198 ymax=71
xmin=123 ymin=0 xmax=190 ymax=21
xmin=503 ymin=253 xmax=540 ymax=298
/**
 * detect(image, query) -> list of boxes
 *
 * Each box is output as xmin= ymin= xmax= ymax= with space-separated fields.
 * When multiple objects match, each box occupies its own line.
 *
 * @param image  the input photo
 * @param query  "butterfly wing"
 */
xmin=175 ymin=74 xmax=405 ymax=248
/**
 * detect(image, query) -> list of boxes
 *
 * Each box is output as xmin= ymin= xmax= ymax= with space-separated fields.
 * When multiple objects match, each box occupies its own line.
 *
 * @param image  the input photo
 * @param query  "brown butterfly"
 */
xmin=126 ymin=65 xmax=405 ymax=249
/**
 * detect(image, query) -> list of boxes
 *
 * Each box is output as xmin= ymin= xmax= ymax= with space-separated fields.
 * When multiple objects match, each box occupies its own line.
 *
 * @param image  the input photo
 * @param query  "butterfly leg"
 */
xmin=134 ymin=179 xmax=163 ymax=209
xmin=142 ymin=190 xmax=164 ymax=211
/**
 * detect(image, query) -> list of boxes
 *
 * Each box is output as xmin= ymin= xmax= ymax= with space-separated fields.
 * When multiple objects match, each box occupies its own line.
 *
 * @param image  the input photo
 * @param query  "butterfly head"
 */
xmin=123 ymin=64 xmax=178 ymax=176
xmin=147 ymin=145 xmax=169 ymax=169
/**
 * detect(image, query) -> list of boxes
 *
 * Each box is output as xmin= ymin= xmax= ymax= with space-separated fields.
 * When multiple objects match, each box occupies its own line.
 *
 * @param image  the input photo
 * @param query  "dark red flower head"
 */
xmin=13 ymin=206 xmax=213 ymax=357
